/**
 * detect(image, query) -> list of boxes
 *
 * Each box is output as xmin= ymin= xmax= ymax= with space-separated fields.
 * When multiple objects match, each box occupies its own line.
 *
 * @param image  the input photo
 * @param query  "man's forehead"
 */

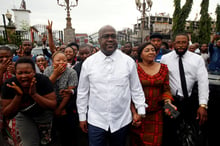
xmin=22 ymin=41 xmax=32 ymax=45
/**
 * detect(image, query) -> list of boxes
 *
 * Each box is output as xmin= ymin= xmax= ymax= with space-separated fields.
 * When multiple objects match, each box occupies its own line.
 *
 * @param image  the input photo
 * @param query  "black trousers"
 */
xmin=162 ymin=83 xmax=208 ymax=146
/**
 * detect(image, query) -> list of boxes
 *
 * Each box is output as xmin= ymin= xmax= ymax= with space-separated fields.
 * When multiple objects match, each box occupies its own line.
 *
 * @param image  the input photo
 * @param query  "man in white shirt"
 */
xmin=77 ymin=25 xmax=146 ymax=146
xmin=160 ymin=33 xmax=209 ymax=145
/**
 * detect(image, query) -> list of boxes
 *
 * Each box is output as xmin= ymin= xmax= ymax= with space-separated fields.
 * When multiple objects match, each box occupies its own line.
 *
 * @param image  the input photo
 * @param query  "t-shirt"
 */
xmin=1 ymin=73 xmax=54 ymax=116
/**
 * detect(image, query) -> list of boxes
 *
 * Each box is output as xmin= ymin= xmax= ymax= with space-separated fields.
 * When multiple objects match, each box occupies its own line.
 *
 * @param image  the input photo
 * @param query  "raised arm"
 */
xmin=46 ymin=20 xmax=56 ymax=54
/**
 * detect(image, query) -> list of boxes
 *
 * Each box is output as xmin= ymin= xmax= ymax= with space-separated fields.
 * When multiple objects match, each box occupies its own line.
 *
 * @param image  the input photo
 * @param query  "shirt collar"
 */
xmin=100 ymin=49 xmax=118 ymax=61
xmin=174 ymin=50 xmax=189 ymax=59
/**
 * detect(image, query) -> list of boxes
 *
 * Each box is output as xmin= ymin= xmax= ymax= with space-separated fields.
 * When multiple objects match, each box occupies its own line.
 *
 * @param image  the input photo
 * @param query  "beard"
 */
xmin=174 ymin=48 xmax=187 ymax=57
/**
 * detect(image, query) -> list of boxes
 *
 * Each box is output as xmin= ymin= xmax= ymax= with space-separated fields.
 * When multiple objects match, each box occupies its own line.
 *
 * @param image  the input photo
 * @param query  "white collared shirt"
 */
xmin=77 ymin=49 xmax=146 ymax=133
xmin=161 ymin=50 xmax=209 ymax=105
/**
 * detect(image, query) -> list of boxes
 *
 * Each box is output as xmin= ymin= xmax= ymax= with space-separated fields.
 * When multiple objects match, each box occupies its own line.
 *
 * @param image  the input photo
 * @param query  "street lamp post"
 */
xmin=135 ymin=0 xmax=152 ymax=43
xmin=57 ymin=0 xmax=78 ymax=44
xmin=2 ymin=14 xmax=8 ymax=43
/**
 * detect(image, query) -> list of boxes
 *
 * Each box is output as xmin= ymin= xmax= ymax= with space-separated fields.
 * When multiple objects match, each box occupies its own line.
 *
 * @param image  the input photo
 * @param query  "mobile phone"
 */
xmin=163 ymin=103 xmax=180 ymax=119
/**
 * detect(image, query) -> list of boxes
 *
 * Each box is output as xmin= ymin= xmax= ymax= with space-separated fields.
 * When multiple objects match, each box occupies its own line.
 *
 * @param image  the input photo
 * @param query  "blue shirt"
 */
xmin=208 ymin=43 xmax=220 ymax=74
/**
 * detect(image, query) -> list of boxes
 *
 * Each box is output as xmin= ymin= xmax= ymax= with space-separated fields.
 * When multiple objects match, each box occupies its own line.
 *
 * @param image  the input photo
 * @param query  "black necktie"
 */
xmin=179 ymin=56 xmax=188 ymax=98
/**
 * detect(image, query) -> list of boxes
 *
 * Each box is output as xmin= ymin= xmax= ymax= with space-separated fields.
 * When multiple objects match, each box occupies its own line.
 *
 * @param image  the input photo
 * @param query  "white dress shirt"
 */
xmin=77 ymin=49 xmax=146 ymax=133
xmin=161 ymin=50 xmax=209 ymax=105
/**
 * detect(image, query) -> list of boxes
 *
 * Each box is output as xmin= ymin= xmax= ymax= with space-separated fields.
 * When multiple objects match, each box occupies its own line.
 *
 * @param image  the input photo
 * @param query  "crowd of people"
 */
xmin=0 ymin=21 xmax=220 ymax=146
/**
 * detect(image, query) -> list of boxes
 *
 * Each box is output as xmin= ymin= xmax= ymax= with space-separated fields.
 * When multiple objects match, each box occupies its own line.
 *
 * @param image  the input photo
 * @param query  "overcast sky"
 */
xmin=0 ymin=0 xmax=219 ymax=35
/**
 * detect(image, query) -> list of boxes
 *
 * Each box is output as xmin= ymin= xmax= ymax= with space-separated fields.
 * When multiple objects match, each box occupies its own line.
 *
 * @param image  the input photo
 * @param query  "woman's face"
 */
xmin=36 ymin=56 xmax=47 ymax=71
xmin=141 ymin=44 xmax=156 ymax=62
xmin=16 ymin=63 xmax=35 ymax=88
xmin=53 ymin=53 xmax=67 ymax=68
xmin=64 ymin=47 xmax=75 ymax=61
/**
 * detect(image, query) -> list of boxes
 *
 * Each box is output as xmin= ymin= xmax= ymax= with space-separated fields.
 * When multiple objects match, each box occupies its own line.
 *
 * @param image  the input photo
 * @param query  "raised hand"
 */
xmin=46 ymin=20 xmax=53 ymax=33
xmin=7 ymin=82 xmax=23 ymax=96
xmin=29 ymin=77 xmax=37 ymax=96
xmin=0 ymin=59 xmax=11 ymax=73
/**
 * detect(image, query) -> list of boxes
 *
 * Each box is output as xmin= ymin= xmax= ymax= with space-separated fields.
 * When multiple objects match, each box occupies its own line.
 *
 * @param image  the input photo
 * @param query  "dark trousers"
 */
xmin=88 ymin=124 xmax=129 ymax=146
xmin=208 ymin=84 xmax=220 ymax=146
xmin=162 ymin=86 xmax=207 ymax=146
xmin=50 ymin=113 xmax=79 ymax=146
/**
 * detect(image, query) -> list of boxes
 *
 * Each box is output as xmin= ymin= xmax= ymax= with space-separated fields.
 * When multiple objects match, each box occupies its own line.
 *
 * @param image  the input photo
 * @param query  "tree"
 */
xmin=198 ymin=0 xmax=211 ymax=44
xmin=172 ymin=0 xmax=193 ymax=39
xmin=216 ymin=4 xmax=220 ymax=32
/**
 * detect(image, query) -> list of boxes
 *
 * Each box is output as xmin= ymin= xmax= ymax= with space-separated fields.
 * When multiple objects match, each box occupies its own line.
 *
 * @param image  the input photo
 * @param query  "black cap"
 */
xmin=150 ymin=32 xmax=163 ymax=40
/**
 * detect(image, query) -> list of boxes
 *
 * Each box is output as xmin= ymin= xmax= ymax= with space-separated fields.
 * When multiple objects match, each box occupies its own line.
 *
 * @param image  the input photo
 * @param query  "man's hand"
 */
xmin=132 ymin=113 xmax=142 ymax=127
xmin=80 ymin=121 xmax=88 ymax=133
xmin=196 ymin=107 xmax=208 ymax=125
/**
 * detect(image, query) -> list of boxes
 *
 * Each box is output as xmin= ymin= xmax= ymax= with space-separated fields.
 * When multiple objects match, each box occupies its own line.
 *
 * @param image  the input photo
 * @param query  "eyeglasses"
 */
xmin=101 ymin=34 xmax=117 ymax=39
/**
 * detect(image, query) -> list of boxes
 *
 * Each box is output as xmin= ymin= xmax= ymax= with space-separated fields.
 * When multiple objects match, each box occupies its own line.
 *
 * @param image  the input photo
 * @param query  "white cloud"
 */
xmin=0 ymin=0 xmax=219 ymax=35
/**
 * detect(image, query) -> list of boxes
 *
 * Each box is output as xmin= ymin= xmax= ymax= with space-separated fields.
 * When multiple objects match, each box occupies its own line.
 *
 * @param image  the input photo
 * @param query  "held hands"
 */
xmin=80 ymin=121 xmax=88 ymax=133
xmin=7 ymin=82 xmax=23 ymax=96
xmin=132 ymin=113 xmax=142 ymax=127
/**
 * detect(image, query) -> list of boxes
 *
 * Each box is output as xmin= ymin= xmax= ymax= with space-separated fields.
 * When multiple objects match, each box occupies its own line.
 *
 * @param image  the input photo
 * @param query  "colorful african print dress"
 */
xmin=130 ymin=63 xmax=173 ymax=146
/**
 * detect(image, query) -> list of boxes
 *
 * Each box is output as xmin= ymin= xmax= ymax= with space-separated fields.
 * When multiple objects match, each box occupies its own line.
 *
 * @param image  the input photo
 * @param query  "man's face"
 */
xmin=131 ymin=46 xmax=139 ymax=59
xmin=22 ymin=41 xmax=32 ymax=55
xmin=79 ymin=47 xmax=92 ymax=61
xmin=98 ymin=27 xmax=117 ymax=56
xmin=122 ymin=43 xmax=132 ymax=55
xmin=150 ymin=38 xmax=162 ymax=50
xmin=188 ymin=44 xmax=196 ymax=52
xmin=174 ymin=35 xmax=189 ymax=54
xmin=200 ymin=44 xmax=208 ymax=52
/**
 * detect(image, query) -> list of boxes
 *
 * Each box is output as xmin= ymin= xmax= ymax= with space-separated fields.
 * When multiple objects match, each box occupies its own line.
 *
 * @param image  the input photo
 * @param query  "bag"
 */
xmin=176 ymin=119 xmax=200 ymax=146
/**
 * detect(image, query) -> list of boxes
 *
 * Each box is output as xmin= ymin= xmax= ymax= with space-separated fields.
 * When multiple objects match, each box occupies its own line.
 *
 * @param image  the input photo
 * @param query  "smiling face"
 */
xmin=98 ymin=25 xmax=118 ymax=56
xmin=16 ymin=63 xmax=35 ymax=88
xmin=64 ymin=47 xmax=75 ymax=61
xmin=141 ymin=44 xmax=156 ymax=62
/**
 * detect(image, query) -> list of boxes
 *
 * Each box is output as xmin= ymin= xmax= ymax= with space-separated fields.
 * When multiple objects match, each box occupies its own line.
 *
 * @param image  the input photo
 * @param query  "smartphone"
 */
xmin=163 ymin=103 xmax=180 ymax=119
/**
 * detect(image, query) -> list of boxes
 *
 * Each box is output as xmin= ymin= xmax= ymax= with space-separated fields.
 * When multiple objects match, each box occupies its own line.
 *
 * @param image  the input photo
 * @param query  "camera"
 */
xmin=216 ymin=32 xmax=220 ymax=35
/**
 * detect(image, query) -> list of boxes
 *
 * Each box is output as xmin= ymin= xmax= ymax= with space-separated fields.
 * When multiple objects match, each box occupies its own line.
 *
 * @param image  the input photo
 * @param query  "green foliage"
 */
xmin=198 ymin=0 xmax=211 ymax=44
xmin=216 ymin=4 xmax=220 ymax=32
xmin=172 ymin=0 xmax=193 ymax=39
xmin=0 ymin=36 xmax=6 ymax=45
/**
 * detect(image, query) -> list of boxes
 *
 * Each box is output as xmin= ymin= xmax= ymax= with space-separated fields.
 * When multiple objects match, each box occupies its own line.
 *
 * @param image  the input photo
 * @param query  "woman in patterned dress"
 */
xmin=130 ymin=42 xmax=176 ymax=146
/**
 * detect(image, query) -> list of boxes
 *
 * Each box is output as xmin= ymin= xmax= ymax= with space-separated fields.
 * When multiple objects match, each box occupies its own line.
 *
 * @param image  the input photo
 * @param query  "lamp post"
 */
xmin=135 ymin=0 xmax=152 ymax=43
xmin=2 ymin=14 xmax=8 ymax=43
xmin=5 ymin=10 xmax=12 ymax=26
xmin=57 ymin=0 xmax=78 ymax=44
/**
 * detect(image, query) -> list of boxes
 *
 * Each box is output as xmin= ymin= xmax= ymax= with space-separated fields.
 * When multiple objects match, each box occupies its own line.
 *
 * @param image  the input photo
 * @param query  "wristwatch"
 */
xmin=200 ymin=104 xmax=208 ymax=109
